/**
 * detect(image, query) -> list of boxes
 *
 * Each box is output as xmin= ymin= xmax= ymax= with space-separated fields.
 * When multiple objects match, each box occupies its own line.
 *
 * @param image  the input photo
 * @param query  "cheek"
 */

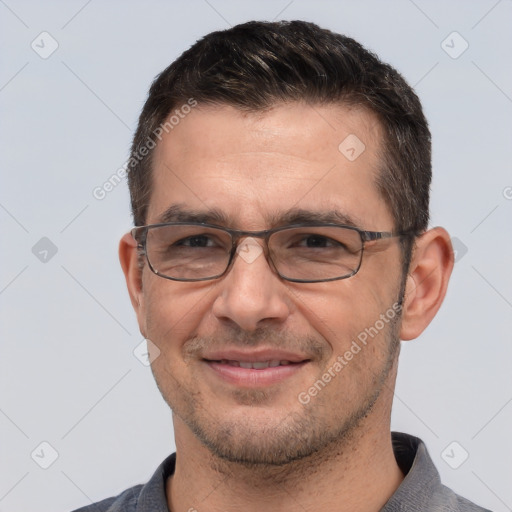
xmin=141 ymin=277 xmax=216 ymax=351
xmin=296 ymin=276 xmax=399 ymax=359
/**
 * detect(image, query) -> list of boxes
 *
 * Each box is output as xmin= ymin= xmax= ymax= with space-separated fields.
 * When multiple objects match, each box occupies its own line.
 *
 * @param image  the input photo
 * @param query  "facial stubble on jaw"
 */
xmin=149 ymin=294 xmax=403 ymax=473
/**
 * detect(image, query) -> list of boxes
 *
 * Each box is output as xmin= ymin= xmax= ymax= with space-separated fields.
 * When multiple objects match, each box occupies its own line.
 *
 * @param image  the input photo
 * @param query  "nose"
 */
xmin=211 ymin=237 xmax=291 ymax=331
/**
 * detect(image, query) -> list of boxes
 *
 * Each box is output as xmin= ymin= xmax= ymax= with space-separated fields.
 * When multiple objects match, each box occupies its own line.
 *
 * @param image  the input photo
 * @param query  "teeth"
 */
xmin=219 ymin=359 xmax=294 ymax=369
xmin=252 ymin=361 xmax=270 ymax=369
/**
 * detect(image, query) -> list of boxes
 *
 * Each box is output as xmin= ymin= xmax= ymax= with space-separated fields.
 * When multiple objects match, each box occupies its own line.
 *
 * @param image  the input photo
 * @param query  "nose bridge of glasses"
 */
xmin=230 ymin=228 xmax=271 ymax=253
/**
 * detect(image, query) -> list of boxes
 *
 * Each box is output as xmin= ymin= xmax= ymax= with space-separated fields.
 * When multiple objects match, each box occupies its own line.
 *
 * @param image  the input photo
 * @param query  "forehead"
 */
xmin=149 ymin=102 xmax=392 ymax=230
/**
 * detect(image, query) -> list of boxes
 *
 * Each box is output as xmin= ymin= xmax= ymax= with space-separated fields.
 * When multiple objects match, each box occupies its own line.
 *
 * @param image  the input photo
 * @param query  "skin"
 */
xmin=120 ymin=102 xmax=454 ymax=512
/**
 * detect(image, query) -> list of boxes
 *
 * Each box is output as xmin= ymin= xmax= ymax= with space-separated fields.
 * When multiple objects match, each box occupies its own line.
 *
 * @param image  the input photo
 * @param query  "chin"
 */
xmin=181 ymin=393 xmax=378 ymax=468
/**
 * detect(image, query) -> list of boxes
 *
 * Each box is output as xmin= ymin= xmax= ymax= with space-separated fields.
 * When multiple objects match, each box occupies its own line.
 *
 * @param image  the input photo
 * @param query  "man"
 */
xmin=75 ymin=20 xmax=491 ymax=512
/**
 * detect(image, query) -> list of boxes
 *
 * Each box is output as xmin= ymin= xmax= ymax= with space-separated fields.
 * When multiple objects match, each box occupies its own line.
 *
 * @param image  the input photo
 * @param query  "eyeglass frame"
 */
xmin=131 ymin=222 xmax=418 ymax=284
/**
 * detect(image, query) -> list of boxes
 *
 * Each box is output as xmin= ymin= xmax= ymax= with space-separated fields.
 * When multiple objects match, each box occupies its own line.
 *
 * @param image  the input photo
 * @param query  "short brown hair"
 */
xmin=128 ymin=20 xmax=430 ymax=244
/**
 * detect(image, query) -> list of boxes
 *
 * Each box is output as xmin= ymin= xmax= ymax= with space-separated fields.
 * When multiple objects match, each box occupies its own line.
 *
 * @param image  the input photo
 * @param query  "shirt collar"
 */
xmin=134 ymin=432 xmax=450 ymax=512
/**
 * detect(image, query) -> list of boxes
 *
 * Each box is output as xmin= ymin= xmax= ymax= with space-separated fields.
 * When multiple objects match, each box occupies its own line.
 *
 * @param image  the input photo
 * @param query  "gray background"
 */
xmin=1 ymin=0 xmax=511 ymax=510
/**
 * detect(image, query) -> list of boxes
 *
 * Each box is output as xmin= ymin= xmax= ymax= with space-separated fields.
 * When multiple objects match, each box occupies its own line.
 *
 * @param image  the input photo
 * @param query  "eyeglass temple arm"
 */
xmin=362 ymin=229 xmax=419 ymax=241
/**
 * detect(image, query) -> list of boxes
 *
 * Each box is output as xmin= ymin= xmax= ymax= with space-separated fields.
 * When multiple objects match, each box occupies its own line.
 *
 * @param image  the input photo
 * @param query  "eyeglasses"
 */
xmin=131 ymin=222 xmax=415 ymax=283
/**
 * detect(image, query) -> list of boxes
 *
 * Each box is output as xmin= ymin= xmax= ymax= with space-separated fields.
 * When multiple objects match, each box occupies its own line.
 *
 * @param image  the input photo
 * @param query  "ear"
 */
xmin=119 ymin=232 xmax=146 ymax=335
xmin=400 ymin=227 xmax=454 ymax=341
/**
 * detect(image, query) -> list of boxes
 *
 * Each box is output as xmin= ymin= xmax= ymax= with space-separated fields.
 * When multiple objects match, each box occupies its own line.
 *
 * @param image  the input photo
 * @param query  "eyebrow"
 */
xmin=155 ymin=204 xmax=361 ymax=229
xmin=157 ymin=204 xmax=231 ymax=225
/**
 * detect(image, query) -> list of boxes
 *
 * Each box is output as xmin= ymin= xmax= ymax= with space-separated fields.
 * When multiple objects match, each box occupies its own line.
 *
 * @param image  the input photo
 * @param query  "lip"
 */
xmin=203 ymin=348 xmax=310 ymax=364
xmin=203 ymin=348 xmax=311 ymax=387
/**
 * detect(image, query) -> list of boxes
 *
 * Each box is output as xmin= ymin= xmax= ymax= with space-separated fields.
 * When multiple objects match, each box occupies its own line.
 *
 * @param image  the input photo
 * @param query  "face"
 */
xmin=127 ymin=103 xmax=406 ymax=465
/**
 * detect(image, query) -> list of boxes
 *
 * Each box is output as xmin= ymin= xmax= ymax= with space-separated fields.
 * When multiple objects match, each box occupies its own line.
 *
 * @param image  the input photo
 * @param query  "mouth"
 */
xmin=210 ymin=359 xmax=299 ymax=369
xmin=202 ymin=350 xmax=311 ymax=387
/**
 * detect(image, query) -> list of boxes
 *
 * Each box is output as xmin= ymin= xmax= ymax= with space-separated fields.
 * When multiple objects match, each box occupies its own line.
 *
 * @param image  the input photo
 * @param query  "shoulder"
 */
xmin=425 ymin=483 xmax=493 ymax=512
xmin=454 ymin=493 xmax=493 ymax=512
xmin=71 ymin=484 xmax=143 ymax=512
xmin=69 ymin=453 xmax=176 ymax=512
xmin=389 ymin=433 xmax=493 ymax=512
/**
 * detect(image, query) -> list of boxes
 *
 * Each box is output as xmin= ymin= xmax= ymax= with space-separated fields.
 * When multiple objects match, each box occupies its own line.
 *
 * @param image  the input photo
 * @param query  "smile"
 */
xmin=214 ymin=359 xmax=296 ymax=369
xmin=203 ymin=355 xmax=309 ymax=387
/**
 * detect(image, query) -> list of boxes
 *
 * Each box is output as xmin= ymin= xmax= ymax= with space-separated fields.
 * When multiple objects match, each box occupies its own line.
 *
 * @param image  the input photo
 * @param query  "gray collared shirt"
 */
xmin=72 ymin=432 xmax=492 ymax=511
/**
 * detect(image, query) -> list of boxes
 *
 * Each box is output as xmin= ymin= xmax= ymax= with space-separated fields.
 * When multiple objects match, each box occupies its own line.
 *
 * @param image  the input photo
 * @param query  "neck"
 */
xmin=166 ymin=389 xmax=404 ymax=512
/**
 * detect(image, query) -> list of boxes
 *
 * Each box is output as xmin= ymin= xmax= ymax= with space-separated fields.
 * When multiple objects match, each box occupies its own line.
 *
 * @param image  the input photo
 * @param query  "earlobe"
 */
xmin=400 ymin=227 xmax=454 ymax=341
xmin=119 ymin=232 xmax=144 ymax=314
